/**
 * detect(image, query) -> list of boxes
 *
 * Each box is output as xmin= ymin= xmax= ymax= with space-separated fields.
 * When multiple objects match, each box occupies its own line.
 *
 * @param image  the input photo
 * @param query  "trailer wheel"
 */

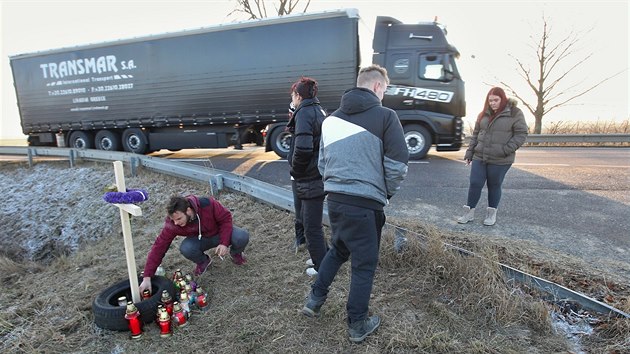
xmin=269 ymin=127 xmax=291 ymax=159
xmin=92 ymin=276 xmax=175 ymax=331
xmin=95 ymin=130 xmax=121 ymax=151
xmin=403 ymin=124 xmax=431 ymax=160
xmin=68 ymin=131 xmax=94 ymax=149
xmin=122 ymin=128 xmax=148 ymax=154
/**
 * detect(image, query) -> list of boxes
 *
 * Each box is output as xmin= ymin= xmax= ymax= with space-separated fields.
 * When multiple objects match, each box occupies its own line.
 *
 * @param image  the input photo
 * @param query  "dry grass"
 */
xmin=544 ymin=120 xmax=630 ymax=135
xmin=0 ymin=161 xmax=628 ymax=353
xmin=535 ymin=119 xmax=630 ymax=147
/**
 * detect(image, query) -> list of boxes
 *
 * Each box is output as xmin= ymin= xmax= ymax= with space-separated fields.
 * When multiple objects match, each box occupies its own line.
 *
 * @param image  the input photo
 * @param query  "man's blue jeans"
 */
xmin=180 ymin=226 xmax=250 ymax=264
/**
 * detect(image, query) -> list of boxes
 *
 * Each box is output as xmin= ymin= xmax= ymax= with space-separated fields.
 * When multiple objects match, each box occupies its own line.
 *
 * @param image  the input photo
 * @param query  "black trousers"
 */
xmin=293 ymin=180 xmax=326 ymax=270
xmin=311 ymin=200 xmax=385 ymax=324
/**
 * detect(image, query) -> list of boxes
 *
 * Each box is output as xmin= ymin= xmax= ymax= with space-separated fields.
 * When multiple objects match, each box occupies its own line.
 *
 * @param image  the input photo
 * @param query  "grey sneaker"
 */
xmin=301 ymin=292 xmax=326 ymax=318
xmin=348 ymin=315 xmax=381 ymax=343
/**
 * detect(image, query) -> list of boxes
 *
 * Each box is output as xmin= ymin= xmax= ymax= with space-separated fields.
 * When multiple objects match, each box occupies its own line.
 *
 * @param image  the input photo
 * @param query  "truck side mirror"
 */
xmin=442 ymin=69 xmax=455 ymax=82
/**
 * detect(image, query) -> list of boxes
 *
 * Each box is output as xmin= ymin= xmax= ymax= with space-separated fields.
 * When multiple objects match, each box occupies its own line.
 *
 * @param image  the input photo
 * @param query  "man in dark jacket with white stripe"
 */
xmin=302 ymin=65 xmax=408 ymax=343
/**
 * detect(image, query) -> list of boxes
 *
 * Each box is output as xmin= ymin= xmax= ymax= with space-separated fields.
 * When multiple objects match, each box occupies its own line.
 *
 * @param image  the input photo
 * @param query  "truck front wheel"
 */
xmin=403 ymin=124 xmax=431 ymax=160
xmin=68 ymin=131 xmax=94 ymax=149
xmin=95 ymin=130 xmax=121 ymax=151
xmin=122 ymin=128 xmax=148 ymax=154
xmin=269 ymin=127 xmax=291 ymax=159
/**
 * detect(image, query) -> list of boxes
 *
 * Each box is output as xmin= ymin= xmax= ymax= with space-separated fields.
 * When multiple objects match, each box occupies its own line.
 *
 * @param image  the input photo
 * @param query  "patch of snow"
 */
xmin=0 ymin=163 xmax=118 ymax=262
xmin=550 ymin=310 xmax=593 ymax=354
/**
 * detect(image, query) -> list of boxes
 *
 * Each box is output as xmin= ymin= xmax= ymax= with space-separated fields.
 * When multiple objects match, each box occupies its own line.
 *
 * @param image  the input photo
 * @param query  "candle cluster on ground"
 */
xmin=123 ymin=267 xmax=209 ymax=339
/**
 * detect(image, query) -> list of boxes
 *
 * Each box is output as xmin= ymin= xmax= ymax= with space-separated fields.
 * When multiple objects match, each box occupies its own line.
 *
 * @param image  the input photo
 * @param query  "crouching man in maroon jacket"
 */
xmin=139 ymin=195 xmax=249 ymax=293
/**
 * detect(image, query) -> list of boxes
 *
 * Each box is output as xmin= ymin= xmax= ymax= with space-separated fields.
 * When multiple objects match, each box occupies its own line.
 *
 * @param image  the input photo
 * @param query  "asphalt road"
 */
xmin=153 ymin=146 xmax=630 ymax=280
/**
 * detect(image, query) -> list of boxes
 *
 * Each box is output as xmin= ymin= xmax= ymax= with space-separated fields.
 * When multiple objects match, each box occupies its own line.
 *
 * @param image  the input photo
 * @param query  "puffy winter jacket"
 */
xmin=465 ymin=101 xmax=528 ymax=165
xmin=287 ymin=97 xmax=326 ymax=182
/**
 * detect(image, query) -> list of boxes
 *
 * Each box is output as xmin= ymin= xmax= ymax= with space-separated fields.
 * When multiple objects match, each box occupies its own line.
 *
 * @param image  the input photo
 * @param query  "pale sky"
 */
xmin=1 ymin=0 xmax=628 ymax=139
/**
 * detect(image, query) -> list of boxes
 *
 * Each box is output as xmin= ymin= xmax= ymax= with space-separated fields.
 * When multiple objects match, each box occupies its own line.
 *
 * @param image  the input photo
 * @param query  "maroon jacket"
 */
xmin=143 ymin=195 xmax=233 ymax=277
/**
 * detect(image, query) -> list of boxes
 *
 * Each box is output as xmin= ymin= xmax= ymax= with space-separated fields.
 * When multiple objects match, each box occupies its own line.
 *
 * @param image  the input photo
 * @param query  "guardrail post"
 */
xmin=129 ymin=157 xmax=140 ymax=177
xmin=69 ymin=149 xmax=75 ymax=168
xmin=27 ymin=148 xmax=33 ymax=168
xmin=209 ymin=174 xmax=223 ymax=196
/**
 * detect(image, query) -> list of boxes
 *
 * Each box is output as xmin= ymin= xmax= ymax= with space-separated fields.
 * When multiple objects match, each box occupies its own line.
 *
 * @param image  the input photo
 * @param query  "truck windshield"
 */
xmin=418 ymin=53 xmax=456 ymax=82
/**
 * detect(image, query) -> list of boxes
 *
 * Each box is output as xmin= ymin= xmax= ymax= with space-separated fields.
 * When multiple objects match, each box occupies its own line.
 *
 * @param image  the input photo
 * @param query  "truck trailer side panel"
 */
xmin=11 ymin=12 xmax=359 ymax=135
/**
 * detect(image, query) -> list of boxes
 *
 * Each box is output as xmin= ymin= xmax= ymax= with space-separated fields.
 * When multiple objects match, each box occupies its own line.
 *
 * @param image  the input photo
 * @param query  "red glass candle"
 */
xmin=171 ymin=301 xmax=188 ymax=327
xmin=155 ymin=305 xmax=164 ymax=324
xmin=160 ymin=290 xmax=174 ymax=316
xmin=195 ymin=287 xmax=208 ymax=311
xmin=164 ymin=301 xmax=174 ymax=317
xmin=157 ymin=307 xmax=172 ymax=337
xmin=179 ymin=291 xmax=191 ymax=318
xmin=124 ymin=302 xmax=143 ymax=339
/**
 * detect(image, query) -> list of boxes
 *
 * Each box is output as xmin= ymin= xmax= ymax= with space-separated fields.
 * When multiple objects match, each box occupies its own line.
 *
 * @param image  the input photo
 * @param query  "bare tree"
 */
xmin=230 ymin=0 xmax=311 ymax=19
xmin=500 ymin=16 xmax=624 ymax=134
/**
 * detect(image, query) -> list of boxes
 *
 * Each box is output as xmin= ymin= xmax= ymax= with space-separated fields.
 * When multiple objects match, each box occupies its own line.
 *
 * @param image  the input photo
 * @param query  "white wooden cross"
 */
xmin=111 ymin=160 xmax=143 ymax=303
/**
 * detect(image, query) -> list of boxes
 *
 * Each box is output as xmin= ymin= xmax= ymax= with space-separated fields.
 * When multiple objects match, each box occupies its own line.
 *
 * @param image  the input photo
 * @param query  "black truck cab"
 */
xmin=373 ymin=16 xmax=465 ymax=158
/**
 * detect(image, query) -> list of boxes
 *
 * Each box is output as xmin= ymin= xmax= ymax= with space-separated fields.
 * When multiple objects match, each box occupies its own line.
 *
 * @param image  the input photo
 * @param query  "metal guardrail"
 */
xmin=0 ymin=146 xmax=305 ymax=219
xmin=0 ymin=146 xmax=627 ymax=319
xmin=526 ymin=133 xmax=630 ymax=143
xmin=463 ymin=133 xmax=630 ymax=145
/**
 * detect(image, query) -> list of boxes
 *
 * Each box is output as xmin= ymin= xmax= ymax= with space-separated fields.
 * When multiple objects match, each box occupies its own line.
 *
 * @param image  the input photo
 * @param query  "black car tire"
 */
xmin=92 ymin=275 xmax=175 ymax=331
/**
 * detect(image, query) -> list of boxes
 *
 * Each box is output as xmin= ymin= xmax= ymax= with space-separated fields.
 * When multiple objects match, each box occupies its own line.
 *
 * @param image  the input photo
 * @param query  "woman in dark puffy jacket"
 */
xmin=287 ymin=77 xmax=327 ymax=276
xmin=457 ymin=87 xmax=528 ymax=226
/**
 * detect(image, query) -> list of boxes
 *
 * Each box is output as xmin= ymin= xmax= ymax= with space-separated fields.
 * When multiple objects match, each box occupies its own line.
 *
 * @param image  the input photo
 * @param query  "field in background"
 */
xmin=543 ymin=119 xmax=630 ymax=134
xmin=462 ymin=119 xmax=630 ymax=146
xmin=0 ymin=138 xmax=27 ymax=146
xmin=464 ymin=119 xmax=630 ymax=135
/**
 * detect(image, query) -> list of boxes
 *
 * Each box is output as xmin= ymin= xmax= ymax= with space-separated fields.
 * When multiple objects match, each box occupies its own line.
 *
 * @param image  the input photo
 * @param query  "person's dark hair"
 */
xmin=167 ymin=196 xmax=190 ymax=215
xmin=477 ymin=87 xmax=509 ymax=122
xmin=291 ymin=77 xmax=318 ymax=99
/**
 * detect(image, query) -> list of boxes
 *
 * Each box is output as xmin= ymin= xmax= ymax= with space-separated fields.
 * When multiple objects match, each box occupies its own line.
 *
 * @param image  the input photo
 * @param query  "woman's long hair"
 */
xmin=477 ymin=87 xmax=508 ymax=122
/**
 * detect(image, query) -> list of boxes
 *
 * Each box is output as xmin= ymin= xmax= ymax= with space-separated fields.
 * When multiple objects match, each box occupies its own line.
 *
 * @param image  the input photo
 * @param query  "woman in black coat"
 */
xmin=287 ymin=77 xmax=327 ymax=276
